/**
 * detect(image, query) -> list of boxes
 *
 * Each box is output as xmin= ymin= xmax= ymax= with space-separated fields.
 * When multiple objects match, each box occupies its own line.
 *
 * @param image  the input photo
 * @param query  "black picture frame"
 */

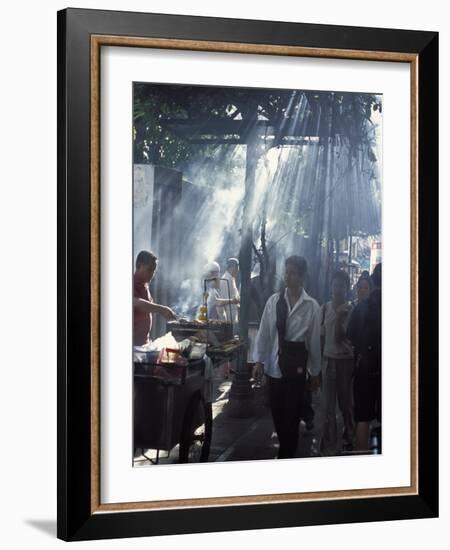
xmin=57 ymin=7 xmax=438 ymax=541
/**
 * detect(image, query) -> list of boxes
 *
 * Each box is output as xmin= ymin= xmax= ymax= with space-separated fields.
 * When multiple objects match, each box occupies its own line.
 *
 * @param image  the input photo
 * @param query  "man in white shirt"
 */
xmin=220 ymin=258 xmax=240 ymax=328
xmin=253 ymin=255 xmax=321 ymax=459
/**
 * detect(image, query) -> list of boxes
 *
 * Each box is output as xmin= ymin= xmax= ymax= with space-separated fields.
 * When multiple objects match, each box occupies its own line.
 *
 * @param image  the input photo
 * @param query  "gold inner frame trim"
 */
xmin=90 ymin=34 xmax=419 ymax=514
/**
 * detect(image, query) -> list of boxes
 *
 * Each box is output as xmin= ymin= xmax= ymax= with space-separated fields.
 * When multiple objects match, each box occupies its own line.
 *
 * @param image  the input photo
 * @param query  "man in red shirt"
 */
xmin=133 ymin=250 xmax=177 ymax=345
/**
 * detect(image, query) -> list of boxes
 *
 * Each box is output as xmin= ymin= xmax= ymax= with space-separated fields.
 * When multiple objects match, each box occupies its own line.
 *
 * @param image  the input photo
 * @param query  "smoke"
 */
xmin=167 ymin=146 xmax=246 ymax=316
xmin=134 ymin=89 xmax=382 ymax=313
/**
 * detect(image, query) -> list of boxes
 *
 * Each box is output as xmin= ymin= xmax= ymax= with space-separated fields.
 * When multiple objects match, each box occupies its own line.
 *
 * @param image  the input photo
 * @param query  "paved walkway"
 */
xmin=134 ymin=374 xmax=329 ymax=466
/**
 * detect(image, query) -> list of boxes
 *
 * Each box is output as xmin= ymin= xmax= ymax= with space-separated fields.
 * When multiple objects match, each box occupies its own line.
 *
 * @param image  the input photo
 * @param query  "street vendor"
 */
xmin=133 ymin=250 xmax=177 ymax=345
xmin=220 ymin=258 xmax=240 ymax=325
xmin=202 ymin=262 xmax=239 ymax=321
xmin=253 ymin=255 xmax=321 ymax=459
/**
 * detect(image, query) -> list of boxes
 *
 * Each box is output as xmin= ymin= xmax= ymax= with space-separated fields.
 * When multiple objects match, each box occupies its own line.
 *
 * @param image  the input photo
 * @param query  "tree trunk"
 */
xmin=238 ymin=138 xmax=257 ymax=345
xmin=228 ymin=129 xmax=258 ymax=418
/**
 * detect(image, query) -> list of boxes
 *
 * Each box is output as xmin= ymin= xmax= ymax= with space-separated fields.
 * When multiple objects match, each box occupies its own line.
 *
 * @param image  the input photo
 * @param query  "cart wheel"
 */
xmin=179 ymin=393 xmax=212 ymax=463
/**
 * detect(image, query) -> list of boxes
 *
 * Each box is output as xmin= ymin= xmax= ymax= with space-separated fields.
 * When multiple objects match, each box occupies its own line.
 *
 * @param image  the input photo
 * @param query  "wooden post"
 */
xmin=238 ymin=139 xmax=257 ymax=346
xmin=227 ymin=130 xmax=258 ymax=418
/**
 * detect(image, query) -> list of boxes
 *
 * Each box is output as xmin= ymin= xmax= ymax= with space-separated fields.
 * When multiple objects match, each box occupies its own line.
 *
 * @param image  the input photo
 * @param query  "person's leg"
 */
xmin=278 ymin=374 xmax=305 ymax=458
xmin=373 ymin=372 xmax=382 ymax=452
xmin=268 ymin=376 xmax=287 ymax=456
xmin=301 ymin=375 xmax=314 ymax=429
xmin=355 ymin=422 xmax=370 ymax=451
xmin=375 ymin=372 xmax=382 ymax=424
xmin=321 ymin=359 xmax=337 ymax=454
xmin=353 ymin=372 xmax=371 ymax=451
xmin=336 ymin=359 xmax=355 ymax=446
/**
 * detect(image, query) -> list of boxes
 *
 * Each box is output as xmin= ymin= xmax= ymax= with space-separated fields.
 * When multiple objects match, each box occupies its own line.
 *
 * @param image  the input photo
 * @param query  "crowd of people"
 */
xmin=254 ymin=256 xmax=382 ymax=458
xmin=133 ymin=249 xmax=382 ymax=459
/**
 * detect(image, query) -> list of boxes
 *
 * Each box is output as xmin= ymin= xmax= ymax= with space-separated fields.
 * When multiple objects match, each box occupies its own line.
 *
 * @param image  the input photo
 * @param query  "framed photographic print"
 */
xmin=57 ymin=8 xmax=438 ymax=541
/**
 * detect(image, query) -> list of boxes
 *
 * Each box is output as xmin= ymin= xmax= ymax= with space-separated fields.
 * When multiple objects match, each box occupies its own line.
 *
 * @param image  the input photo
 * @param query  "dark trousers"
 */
xmin=268 ymin=373 xmax=306 ymax=459
xmin=301 ymin=374 xmax=314 ymax=424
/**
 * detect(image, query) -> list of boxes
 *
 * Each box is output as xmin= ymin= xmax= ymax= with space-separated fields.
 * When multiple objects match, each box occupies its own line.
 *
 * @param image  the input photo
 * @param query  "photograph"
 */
xmin=132 ymin=82 xmax=383 ymax=466
xmin=54 ymin=6 xmax=438 ymax=541
xmin=0 ymin=0 xmax=443 ymax=546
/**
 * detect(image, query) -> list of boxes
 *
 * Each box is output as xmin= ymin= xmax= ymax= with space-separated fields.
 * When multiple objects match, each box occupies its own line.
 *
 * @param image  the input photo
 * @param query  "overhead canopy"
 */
xmin=134 ymin=84 xmax=382 ymax=147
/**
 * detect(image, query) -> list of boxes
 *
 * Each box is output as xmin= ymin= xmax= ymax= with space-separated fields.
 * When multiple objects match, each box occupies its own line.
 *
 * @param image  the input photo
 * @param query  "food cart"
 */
xmin=133 ymin=320 xmax=245 ymax=464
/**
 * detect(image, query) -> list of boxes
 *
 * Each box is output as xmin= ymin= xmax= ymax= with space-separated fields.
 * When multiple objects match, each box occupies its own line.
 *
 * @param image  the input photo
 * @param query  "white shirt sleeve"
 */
xmin=253 ymin=297 xmax=273 ymax=365
xmin=306 ymin=304 xmax=322 ymax=376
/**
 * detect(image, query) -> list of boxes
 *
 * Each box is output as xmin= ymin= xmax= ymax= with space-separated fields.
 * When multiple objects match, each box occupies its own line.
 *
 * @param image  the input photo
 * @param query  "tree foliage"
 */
xmin=133 ymin=83 xmax=381 ymax=169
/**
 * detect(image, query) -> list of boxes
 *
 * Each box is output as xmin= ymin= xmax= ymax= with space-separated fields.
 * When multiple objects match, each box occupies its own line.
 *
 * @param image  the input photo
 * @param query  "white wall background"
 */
xmin=0 ymin=1 xmax=446 ymax=547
